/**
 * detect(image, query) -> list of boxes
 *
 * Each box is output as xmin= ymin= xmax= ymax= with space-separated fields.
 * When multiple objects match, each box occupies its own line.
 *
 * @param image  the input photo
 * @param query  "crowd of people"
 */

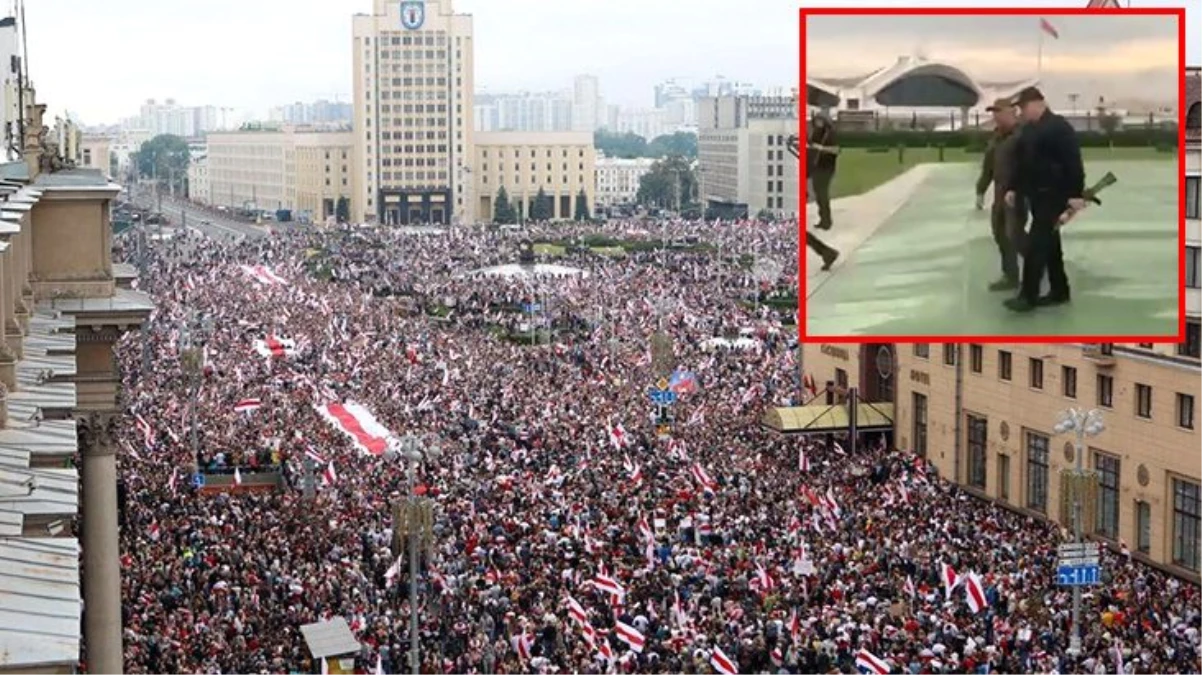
xmin=112 ymin=219 xmax=1200 ymax=675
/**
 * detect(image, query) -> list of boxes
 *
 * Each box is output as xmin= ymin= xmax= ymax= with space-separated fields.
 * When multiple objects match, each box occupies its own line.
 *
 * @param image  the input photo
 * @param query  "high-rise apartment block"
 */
xmin=352 ymin=0 xmax=475 ymax=225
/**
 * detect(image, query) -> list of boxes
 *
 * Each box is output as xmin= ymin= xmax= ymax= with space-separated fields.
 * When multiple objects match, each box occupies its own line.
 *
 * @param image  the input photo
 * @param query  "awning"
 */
xmin=762 ymin=402 xmax=895 ymax=434
xmin=300 ymin=618 xmax=361 ymax=659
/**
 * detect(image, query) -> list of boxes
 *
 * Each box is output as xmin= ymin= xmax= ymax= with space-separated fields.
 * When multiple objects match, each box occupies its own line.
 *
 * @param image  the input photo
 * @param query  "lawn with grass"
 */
xmin=533 ymin=243 xmax=566 ymax=256
xmin=829 ymin=145 xmax=1171 ymax=199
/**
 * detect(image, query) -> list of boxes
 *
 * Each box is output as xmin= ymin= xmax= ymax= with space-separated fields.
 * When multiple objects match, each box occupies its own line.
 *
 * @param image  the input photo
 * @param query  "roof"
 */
xmin=4 ymin=312 xmax=78 ymax=423
xmin=300 ymin=617 xmax=361 ymax=658
xmin=0 ymin=538 xmax=82 ymax=669
xmin=46 ymin=287 xmax=155 ymax=317
xmin=32 ymin=167 xmax=118 ymax=191
xmin=0 ymin=162 xmax=29 ymax=182
xmin=762 ymin=402 xmax=895 ymax=434
xmin=0 ymin=468 xmax=78 ymax=518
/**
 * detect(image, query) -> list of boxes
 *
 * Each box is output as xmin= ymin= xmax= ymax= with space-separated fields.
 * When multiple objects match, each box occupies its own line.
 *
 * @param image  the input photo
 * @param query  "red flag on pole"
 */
xmin=1040 ymin=18 xmax=1060 ymax=39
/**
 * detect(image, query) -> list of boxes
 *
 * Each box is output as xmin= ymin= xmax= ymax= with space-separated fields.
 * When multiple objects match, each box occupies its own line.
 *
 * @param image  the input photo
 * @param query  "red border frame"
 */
xmin=797 ymin=5 xmax=1188 ymax=345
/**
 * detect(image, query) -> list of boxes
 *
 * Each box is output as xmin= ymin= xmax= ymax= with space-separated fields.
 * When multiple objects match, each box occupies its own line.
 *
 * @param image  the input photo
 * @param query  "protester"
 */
xmin=113 ymin=220 xmax=1200 ymax=675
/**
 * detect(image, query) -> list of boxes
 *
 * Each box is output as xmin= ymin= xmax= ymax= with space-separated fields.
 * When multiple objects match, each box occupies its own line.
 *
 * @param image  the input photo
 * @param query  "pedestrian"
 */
xmin=807 ymin=112 xmax=839 ymax=230
xmin=1002 ymin=86 xmax=1086 ymax=313
xmin=975 ymin=97 xmax=1026 ymax=292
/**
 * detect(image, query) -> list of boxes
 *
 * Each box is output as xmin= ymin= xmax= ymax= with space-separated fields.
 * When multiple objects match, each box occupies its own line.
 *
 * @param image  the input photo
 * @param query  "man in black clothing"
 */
xmin=807 ymin=113 xmax=839 ymax=230
xmin=805 ymin=177 xmax=839 ymax=270
xmin=1001 ymin=86 xmax=1087 ymax=313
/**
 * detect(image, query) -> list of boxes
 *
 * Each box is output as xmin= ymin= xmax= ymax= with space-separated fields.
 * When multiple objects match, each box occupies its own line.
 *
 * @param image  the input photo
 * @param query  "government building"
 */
xmin=782 ymin=53 xmax=1201 ymax=583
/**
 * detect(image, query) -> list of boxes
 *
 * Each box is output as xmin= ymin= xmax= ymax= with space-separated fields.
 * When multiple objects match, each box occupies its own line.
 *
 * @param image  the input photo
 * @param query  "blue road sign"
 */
xmin=191 ymin=473 xmax=205 ymax=488
xmin=522 ymin=303 xmax=543 ymax=313
xmin=648 ymin=389 xmax=678 ymax=405
xmin=1056 ymin=564 xmax=1100 ymax=586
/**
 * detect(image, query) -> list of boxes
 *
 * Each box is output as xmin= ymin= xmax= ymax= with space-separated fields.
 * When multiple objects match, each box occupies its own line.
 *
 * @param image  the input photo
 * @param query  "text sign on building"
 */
xmin=400 ymin=0 xmax=425 ymax=30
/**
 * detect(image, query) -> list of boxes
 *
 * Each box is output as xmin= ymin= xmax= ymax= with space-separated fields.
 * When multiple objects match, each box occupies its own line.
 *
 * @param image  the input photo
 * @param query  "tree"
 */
xmin=647 ymin=131 xmax=698 ymax=159
xmin=493 ymin=186 xmax=517 ymax=224
xmin=134 ymin=134 xmax=191 ymax=193
xmin=335 ymin=196 xmax=350 ymax=222
xmin=529 ymin=186 xmax=553 ymax=221
xmin=594 ymin=130 xmax=648 ymax=159
xmin=574 ymin=188 xmax=590 ymax=221
xmin=636 ymin=154 xmax=697 ymax=210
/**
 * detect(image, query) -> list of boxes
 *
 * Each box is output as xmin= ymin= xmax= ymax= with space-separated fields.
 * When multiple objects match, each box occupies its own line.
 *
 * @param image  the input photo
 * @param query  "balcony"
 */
xmin=1082 ymin=343 xmax=1117 ymax=367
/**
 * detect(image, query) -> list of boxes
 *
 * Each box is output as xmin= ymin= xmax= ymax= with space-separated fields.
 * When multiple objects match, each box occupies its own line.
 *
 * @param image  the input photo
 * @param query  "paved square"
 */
xmin=804 ymin=160 xmax=1179 ymax=338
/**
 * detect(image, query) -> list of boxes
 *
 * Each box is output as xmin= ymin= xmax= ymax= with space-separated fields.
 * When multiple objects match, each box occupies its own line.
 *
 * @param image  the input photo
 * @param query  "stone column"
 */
xmin=77 ymin=412 xmax=124 ymax=674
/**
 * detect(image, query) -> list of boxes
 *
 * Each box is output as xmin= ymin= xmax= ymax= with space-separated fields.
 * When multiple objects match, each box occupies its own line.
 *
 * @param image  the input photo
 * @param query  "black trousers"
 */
xmin=1019 ymin=198 xmax=1070 ymax=303
xmin=811 ymin=167 xmax=835 ymax=225
xmin=807 ymin=231 xmax=835 ymax=257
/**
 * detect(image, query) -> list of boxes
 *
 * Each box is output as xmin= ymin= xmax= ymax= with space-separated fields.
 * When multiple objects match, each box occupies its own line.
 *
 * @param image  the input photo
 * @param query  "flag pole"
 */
xmin=1037 ymin=20 xmax=1043 ymax=82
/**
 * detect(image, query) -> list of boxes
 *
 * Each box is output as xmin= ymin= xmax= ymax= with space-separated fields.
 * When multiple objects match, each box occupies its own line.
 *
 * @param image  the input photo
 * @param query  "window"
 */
xmin=998 ymin=351 xmax=1012 ymax=381
xmin=967 ymin=414 xmax=987 ymax=489
xmin=1029 ymin=358 xmax=1043 ymax=389
xmin=1097 ymin=374 xmax=1114 ymax=408
xmin=943 ymin=344 xmax=956 ymax=366
xmin=1187 ymin=176 xmax=1200 ymax=219
xmin=1062 ymin=366 xmax=1077 ymax=399
xmin=998 ymin=454 xmax=1010 ymax=502
xmin=1181 ymin=321 xmax=1201 ymax=359
xmin=1135 ymin=383 xmax=1152 ymax=419
xmin=1095 ymin=452 xmax=1120 ymax=539
xmin=912 ymin=392 xmax=928 ymax=457
xmin=1026 ymin=431 xmax=1049 ymax=513
xmin=969 ymin=345 xmax=983 ymax=373
xmin=1188 ymin=246 xmax=1201 ymax=289
xmin=834 ymin=368 xmax=848 ymax=391
xmin=1172 ymin=478 xmax=1200 ymax=571
xmin=1135 ymin=500 xmax=1151 ymax=554
xmin=913 ymin=344 xmax=929 ymax=359
xmin=1178 ymin=393 xmax=1196 ymax=429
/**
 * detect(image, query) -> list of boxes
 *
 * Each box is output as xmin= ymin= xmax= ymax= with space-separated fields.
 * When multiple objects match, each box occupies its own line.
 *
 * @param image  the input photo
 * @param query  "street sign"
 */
xmin=1056 ymin=564 xmax=1101 ymax=586
xmin=522 ymin=303 xmax=542 ymax=313
xmin=191 ymin=473 xmax=205 ymax=488
xmin=1058 ymin=542 xmax=1099 ymax=555
xmin=648 ymin=389 xmax=678 ymax=405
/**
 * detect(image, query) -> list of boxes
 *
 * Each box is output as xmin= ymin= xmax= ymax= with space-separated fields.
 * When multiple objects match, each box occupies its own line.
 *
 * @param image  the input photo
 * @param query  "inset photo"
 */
xmin=799 ymin=7 xmax=1186 ymax=341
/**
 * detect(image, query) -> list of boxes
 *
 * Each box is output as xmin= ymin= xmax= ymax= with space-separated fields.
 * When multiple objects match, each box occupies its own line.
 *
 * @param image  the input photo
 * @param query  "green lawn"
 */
xmin=830 ymin=145 xmax=1172 ymax=199
xmin=533 ymin=243 xmax=566 ymax=256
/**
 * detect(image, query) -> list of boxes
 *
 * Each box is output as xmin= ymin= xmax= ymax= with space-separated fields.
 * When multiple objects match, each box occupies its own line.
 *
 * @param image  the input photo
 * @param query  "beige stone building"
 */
xmin=203 ymin=127 xmax=354 ymax=219
xmin=352 ymin=0 xmax=475 ymax=225
xmin=474 ymin=131 xmax=595 ymax=221
xmin=796 ymin=341 xmax=1201 ymax=578
xmin=0 ymin=91 xmax=151 ymax=673
xmin=697 ymin=95 xmax=800 ymax=219
xmin=187 ymin=153 xmax=210 ymax=204
xmin=294 ymin=131 xmax=354 ymax=222
xmin=78 ymin=134 xmax=113 ymax=176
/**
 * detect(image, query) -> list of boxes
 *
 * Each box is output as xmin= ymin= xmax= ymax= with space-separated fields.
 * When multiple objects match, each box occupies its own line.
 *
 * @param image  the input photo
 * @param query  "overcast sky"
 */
xmin=21 ymin=0 xmax=1201 ymax=125
xmin=808 ymin=12 xmax=1183 ymax=105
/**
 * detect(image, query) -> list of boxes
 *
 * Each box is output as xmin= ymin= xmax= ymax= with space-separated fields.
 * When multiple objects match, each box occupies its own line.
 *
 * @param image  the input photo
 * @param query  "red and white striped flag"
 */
xmin=904 ymin=575 xmax=916 ymax=598
xmin=511 ymin=633 xmax=533 ymax=662
xmin=798 ymin=447 xmax=810 ymax=472
xmin=613 ymin=620 xmax=645 ymax=653
xmin=608 ymin=423 xmax=628 ymax=449
xmin=856 ymin=648 xmax=890 ymax=675
xmin=710 ymin=646 xmax=738 ymax=675
xmin=691 ymin=464 xmax=717 ymax=492
xmin=233 ymin=398 xmax=262 ymax=413
xmin=323 ymin=461 xmax=338 ymax=486
xmin=964 ymin=572 xmax=989 ymax=614
xmin=592 ymin=573 xmax=625 ymax=599
xmin=234 ymin=467 xmax=243 ymax=487
xmin=941 ymin=561 xmax=961 ymax=599
xmin=565 ymin=596 xmax=589 ymax=626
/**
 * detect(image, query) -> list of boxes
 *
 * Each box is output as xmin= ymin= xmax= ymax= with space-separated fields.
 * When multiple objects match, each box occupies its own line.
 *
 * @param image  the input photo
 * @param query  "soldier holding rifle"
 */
xmin=1001 ymin=86 xmax=1087 ymax=313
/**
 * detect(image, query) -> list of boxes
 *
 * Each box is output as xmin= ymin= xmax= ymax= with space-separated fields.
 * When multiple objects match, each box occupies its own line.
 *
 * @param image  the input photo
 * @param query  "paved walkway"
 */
xmin=804 ymin=160 xmax=1178 ymax=338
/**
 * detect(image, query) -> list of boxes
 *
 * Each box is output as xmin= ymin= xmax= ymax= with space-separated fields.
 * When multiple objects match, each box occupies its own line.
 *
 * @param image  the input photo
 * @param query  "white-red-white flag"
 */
xmin=964 ymin=572 xmax=989 ymax=613
xmin=710 ymin=647 xmax=738 ymax=675
xmin=613 ymin=620 xmax=645 ymax=653
xmin=941 ymin=561 xmax=961 ymax=599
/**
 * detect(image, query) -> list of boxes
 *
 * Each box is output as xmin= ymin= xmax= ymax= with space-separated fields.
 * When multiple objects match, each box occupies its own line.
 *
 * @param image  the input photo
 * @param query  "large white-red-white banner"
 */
xmin=254 ymin=335 xmax=297 ymax=359
xmin=315 ymin=401 xmax=393 ymax=456
xmin=240 ymin=264 xmax=289 ymax=286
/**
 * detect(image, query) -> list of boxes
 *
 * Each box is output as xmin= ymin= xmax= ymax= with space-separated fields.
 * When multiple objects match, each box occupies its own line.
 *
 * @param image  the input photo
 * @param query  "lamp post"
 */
xmin=386 ymin=434 xmax=442 ymax=675
xmin=1053 ymin=407 xmax=1105 ymax=658
xmin=179 ymin=311 xmax=214 ymax=476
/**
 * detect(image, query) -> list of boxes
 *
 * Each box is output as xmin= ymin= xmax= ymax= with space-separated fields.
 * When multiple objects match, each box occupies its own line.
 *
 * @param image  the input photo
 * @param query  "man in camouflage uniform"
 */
xmin=974 ymin=97 xmax=1027 ymax=292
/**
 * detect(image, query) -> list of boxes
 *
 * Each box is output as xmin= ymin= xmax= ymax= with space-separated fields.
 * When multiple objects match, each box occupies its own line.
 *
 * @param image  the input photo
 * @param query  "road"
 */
xmin=129 ymin=189 xmax=268 ymax=242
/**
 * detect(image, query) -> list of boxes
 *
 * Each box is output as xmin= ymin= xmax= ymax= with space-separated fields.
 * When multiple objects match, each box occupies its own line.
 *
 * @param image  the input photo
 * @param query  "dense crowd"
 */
xmin=112 ymin=220 xmax=1200 ymax=675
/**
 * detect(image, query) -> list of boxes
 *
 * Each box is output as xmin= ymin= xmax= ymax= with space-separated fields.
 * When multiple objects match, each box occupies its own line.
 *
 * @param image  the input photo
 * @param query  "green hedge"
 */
xmin=836 ymin=128 xmax=1176 ymax=149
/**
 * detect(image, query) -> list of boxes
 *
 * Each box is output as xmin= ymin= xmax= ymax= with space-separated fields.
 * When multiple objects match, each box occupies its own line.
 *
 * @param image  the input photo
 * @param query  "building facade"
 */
xmin=77 ymin=134 xmax=112 ymax=176
xmin=205 ymin=129 xmax=295 ymax=211
xmin=595 ymin=156 xmax=654 ymax=207
xmin=294 ymin=132 xmax=354 ymax=222
xmin=1186 ymin=67 xmax=1200 ymax=345
xmin=187 ymin=154 xmax=210 ymax=204
xmin=352 ymin=0 xmax=475 ymax=225
xmin=473 ymin=131 xmax=595 ymax=221
xmin=697 ymin=95 xmax=799 ymax=219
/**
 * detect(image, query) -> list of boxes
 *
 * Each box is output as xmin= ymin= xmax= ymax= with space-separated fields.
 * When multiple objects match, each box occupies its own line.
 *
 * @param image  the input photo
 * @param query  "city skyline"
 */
xmin=24 ymin=0 xmax=799 ymax=125
xmin=807 ymin=13 xmax=1182 ymax=105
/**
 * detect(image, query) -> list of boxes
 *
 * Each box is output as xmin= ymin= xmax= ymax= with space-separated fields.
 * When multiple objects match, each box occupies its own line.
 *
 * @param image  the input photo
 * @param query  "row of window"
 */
xmin=912 ymin=392 xmax=1201 ymax=571
xmin=369 ymin=33 xmax=449 ymax=47
xmin=912 ymin=343 xmax=1197 ymax=429
xmin=482 ymin=149 xmax=587 ymax=159
xmin=480 ymin=174 xmax=584 ymax=186
xmin=378 ymin=49 xmax=450 ymax=61
xmin=481 ymin=163 xmax=586 ymax=172
xmin=381 ymin=131 xmax=449 ymax=141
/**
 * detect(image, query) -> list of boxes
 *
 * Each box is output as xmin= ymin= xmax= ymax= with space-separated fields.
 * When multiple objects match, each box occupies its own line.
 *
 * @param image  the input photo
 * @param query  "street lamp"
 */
xmin=1053 ymin=407 xmax=1105 ymax=658
xmin=385 ymin=434 xmax=442 ymax=675
xmin=179 ymin=311 xmax=214 ymax=476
